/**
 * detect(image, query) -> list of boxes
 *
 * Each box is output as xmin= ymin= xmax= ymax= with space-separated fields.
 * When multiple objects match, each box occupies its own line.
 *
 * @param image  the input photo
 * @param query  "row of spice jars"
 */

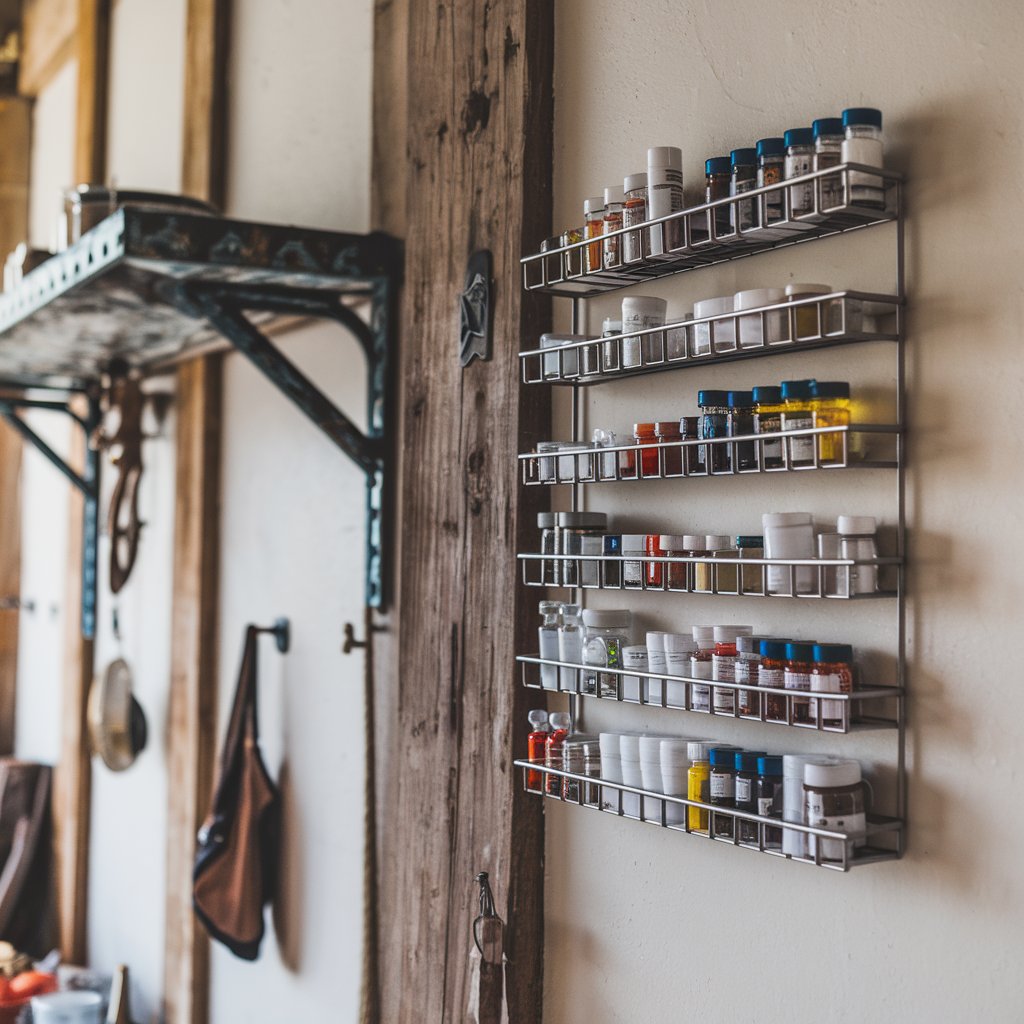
xmin=535 ymin=512 xmax=881 ymax=596
xmin=530 ymin=716 xmax=869 ymax=863
xmin=544 ymin=108 xmax=885 ymax=275
xmin=538 ymin=286 xmax=867 ymax=381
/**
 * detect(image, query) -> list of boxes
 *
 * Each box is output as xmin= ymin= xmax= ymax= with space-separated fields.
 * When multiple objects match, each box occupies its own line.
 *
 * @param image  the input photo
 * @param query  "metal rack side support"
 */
xmin=0 ymin=394 xmax=101 ymax=637
xmin=179 ymin=279 xmax=396 ymax=609
xmin=895 ymin=182 xmax=908 ymax=847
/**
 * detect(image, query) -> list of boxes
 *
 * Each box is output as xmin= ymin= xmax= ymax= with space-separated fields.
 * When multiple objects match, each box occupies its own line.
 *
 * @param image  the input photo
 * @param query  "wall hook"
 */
xmin=342 ymin=620 xmax=385 ymax=654
xmin=255 ymin=617 xmax=290 ymax=653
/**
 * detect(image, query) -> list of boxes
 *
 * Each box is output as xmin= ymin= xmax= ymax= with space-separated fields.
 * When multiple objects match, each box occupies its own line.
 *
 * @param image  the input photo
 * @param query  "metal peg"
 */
xmin=255 ymin=617 xmax=290 ymax=653
xmin=342 ymin=620 xmax=385 ymax=654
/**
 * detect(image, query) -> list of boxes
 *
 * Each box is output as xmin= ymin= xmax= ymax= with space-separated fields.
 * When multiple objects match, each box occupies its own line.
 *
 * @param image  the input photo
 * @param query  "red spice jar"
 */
xmin=634 ymin=421 xmax=659 ymax=477
xmin=655 ymin=420 xmax=682 ymax=476
xmin=645 ymin=533 xmax=666 ymax=587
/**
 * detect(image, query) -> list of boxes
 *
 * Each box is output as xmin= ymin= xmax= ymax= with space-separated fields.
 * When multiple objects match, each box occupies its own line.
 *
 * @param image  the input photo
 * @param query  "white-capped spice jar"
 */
xmin=803 ymin=758 xmax=868 ymax=863
xmin=735 ymin=287 xmax=787 ymax=348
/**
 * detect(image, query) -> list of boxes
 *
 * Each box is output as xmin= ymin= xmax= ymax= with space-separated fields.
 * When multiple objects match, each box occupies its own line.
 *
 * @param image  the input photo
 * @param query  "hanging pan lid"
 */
xmin=87 ymin=658 xmax=148 ymax=772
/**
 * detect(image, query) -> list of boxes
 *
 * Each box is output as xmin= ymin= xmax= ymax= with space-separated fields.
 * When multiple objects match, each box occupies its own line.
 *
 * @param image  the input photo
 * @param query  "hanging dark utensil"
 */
xmin=471 ymin=871 xmax=505 ymax=1024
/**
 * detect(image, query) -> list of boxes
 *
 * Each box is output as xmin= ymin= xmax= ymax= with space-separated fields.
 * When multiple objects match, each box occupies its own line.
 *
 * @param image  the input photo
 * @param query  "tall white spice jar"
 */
xmin=647 ymin=146 xmax=684 ymax=256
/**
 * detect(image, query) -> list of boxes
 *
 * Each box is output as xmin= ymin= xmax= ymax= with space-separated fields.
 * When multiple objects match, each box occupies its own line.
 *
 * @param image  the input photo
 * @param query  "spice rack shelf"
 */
xmin=521 ymin=164 xmax=901 ymax=297
xmin=520 ymin=291 xmax=902 ymax=385
xmin=521 ymin=423 xmax=899 ymax=485
xmin=520 ymin=553 xmax=899 ymax=599
xmin=514 ymin=760 xmax=902 ymax=872
xmin=516 ymin=656 xmax=901 ymax=734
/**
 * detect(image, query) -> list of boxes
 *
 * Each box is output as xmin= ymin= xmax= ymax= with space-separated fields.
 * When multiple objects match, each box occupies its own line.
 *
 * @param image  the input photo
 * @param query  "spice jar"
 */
xmin=537 ymin=600 xmax=561 ymax=690
xmin=557 ymin=604 xmax=583 ymax=692
xmin=603 ymin=532 xmax=622 ymax=588
xmin=621 ymin=645 xmax=648 ymax=702
xmin=838 ymin=514 xmax=879 ymax=595
xmin=727 ymin=390 xmax=757 ymax=471
xmin=540 ymin=332 xmax=582 ymax=379
xmin=729 ymin=147 xmax=757 ymax=233
xmin=679 ymin=416 xmax=702 ymax=475
xmin=660 ymin=534 xmax=687 ymax=591
xmin=693 ymin=296 xmax=735 ymax=355
xmin=558 ymin=511 xmax=607 ymax=588
xmin=782 ymin=754 xmax=815 ymax=857
xmin=758 ymin=639 xmax=791 ymax=721
xmin=785 ymin=282 xmax=831 ymax=341
xmin=632 ymin=421 xmax=659 ymax=478
xmin=644 ymin=533 xmax=666 ymax=588
xmin=735 ymin=750 xmax=767 ymax=845
xmin=757 ymin=755 xmax=784 ymax=849
xmin=598 ymin=733 xmax=623 ymax=811
xmin=690 ymin=625 xmax=715 ymax=712
xmin=561 ymin=226 xmax=584 ymax=278
xmin=841 ymin=107 xmax=884 ymax=208
xmin=665 ymin=311 xmax=691 ymax=362
xmin=538 ymin=512 xmax=559 ymax=586
xmin=705 ymin=535 xmax=737 ymax=593
xmin=622 ymin=172 xmax=648 ymax=264
xmin=592 ymin=427 xmax=618 ymax=481
xmin=622 ymin=295 xmax=667 ymax=366
xmin=536 ymin=441 xmax=561 ymax=484
xmin=655 ymin=420 xmax=682 ymax=476
xmin=545 ymin=712 xmax=571 ymax=795
xmin=622 ymin=534 xmax=646 ymax=589
xmin=780 ymin=378 xmax=816 ymax=467
xmin=712 ymin=624 xmax=752 ymax=714
xmin=562 ymin=736 xmax=591 ymax=801
xmin=603 ymin=185 xmax=624 ymax=269
xmin=663 ymin=631 xmax=696 ymax=707
xmin=810 ymin=381 xmax=852 ymax=463
xmin=735 ymin=288 xmax=786 ymax=349
xmin=687 ymin=742 xmax=712 ymax=833
xmin=761 ymin=511 xmax=815 ymax=595
xmin=756 ymin=137 xmax=786 ymax=229
xmin=736 ymin=534 xmax=765 ymax=594
xmin=601 ymin=318 xmax=624 ymax=373
xmin=698 ymin=389 xmax=731 ymax=473
xmin=526 ymin=709 xmax=549 ymax=791
xmin=784 ymin=641 xmax=816 ymax=724
xmin=810 ymin=642 xmax=855 ymax=728
xmin=660 ymin=739 xmax=691 ymax=825
xmin=813 ymin=117 xmax=845 ymax=212
xmin=709 ymin=745 xmax=742 ymax=838
xmin=583 ymin=196 xmax=606 ymax=273
xmin=680 ymin=534 xmax=706 ymax=594
xmin=784 ymin=127 xmax=815 ymax=218
xmin=645 ymin=631 xmax=669 ymax=703
xmin=647 ymin=145 xmax=684 ymax=255
xmin=803 ymin=758 xmax=868 ymax=862
xmin=704 ymin=156 xmax=731 ymax=238
xmin=582 ymin=741 xmax=602 ymax=806
xmin=582 ymin=609 xmax=631 ymax=697
xmin=753 ymin=386 xmax=784 ymax=470
xmin=736 ymin=634 xmax=767 ymax=716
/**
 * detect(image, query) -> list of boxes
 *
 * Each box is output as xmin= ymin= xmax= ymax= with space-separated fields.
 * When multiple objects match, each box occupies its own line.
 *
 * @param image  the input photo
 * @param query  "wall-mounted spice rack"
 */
xmin=519 ymin=291 xmax=902 ymax=385
xmin=520 ymin=164 xmax=901 ymax=297
xmin=514 ymin=155 xmax=907 ymax=870
xmin=520 ymin=423 xmax=899 ymax=485
xmin=515 ymin=655 xmax=900 ymax=734
xmin=513 ymin=760 xmax=902 ymax=872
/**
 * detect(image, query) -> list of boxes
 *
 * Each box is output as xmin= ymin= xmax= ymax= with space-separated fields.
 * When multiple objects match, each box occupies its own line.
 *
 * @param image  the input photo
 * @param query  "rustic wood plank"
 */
xmin=18 ymin=0 xmax=76 ymax=97
xmin=73 ymin=0 xmax=110 ymax=185
xmin=162 ymin=5 xmax=228 ymax=1019
xmin=181 ymin=0 xmax=230 ymax=208
xmin=379 ymin=2 xmax=553 ymax=1021
xmin=162 ymin=357 xmax=221 ymax=1024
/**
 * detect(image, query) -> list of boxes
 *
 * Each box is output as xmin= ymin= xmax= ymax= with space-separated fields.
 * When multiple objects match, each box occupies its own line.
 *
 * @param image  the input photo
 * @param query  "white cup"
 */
xmin=32 ymin=992 xmax=103 ymax=1024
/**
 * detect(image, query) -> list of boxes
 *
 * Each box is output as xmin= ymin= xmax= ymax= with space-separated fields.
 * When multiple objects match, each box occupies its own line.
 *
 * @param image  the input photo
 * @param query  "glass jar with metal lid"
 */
xmin=557 ymin=511 xmax=607 ymax=588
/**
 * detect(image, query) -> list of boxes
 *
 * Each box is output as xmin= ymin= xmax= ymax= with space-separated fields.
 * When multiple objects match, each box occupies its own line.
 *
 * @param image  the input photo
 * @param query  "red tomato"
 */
xmin=8 ymin=971 xmax=57 ymax=998
xmin=0 ymin=976 xmax=11 ymax=1003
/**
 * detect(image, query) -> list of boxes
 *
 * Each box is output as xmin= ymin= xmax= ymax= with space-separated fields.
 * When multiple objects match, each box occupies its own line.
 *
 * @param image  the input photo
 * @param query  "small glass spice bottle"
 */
xmin=810 ymin=642 xmax=855 ymax=729
xmin=712 ymin=624 xmax=752 ymax=714
xmin=781 ymin=378 xmax=817 ymax=467
xmin=841 ymin=107 xmax=885 ymax=208
xmin=538 ymin=511 xmax=559 ymax=586
xmin=810 ymin=380 xmax=853 ymax=463
xmin=680 ymin=416 xmax=702 ymax=475
xmin=735 ymin=750 xmax=768 ymax=845
xmin=687 ymin=742 xmax=712 ymax=833
xmin=727 ymin=390 xmax=757 ymax=471
xmin=655 ymin=420 xmax=682 ymax=476
xmin=698 ymin=389 xmax=731 ymax=474
xmin=660 ymin=534 xmax=686 ymax=591
xmin=729 ymin=148 xmax=758 ymax=233
xmin=645 ymin=533 xmax=666 ymax=588
xmin=704 ymin=156 xmax=732 ymax=238
xmin=784 ymin=127 xmax=815 ymax=218
xmin=583 ymin=196 xmax=606 ymax=274
xmin=582 ymin=741 xmax=602 ymax=806
xmin=681 ymin=535 xmax=706 ymax=594
xmin=813 ymin=117 xmax=845 ymax=212
xmin=736 ymin=634 xmax=767 ymax=716
xmin=709 ymin=746 xmax=742 ymax=838
xmin=633 ymin=421 xmax=659 ymax=478
xmin=736 ymin=535 xmax=765 ymax=595
xmin=784 ymin=641 xmax=816 ymax=724
xmin=705 ymin=535 xmax=737 ymax=594
xmin=602 ymin=532 xmax=622 ymax=588
xmin=756 ymin=137 xmax=786 ymax=227
xmin=759 ymin=639 xmax=791 ymax=720
xmin=622 ymin=172 xmax=648 ymax=264
xmin=690 ymin=624 xmax=715 ymax=712
xmin=561 ymin=226 xmax=584 ymax=278
xmin=757 ymin=755 xmax=785 ymax=849
xmin=754 ymin=386 xmax=785 ymax=470
xmin=621 ymin=534 xmax=646 ymax=589
xmin=603 ymin=186 xmax=624 ymax=269
xmin=526 ymin=709 xmax=549 ymax=791
xmin=545 ymin=711 xmax=571 ymax=795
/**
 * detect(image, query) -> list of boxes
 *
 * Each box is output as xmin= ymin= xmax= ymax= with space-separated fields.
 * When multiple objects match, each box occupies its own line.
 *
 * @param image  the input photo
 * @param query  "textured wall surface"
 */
xmin=542 ymin=1 xmax=1024 ymax=1021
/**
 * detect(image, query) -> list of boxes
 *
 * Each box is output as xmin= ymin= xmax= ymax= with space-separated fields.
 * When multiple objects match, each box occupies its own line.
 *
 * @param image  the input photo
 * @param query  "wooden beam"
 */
xmin=73 ymin=0 xmax=109 ymax=184
xmin=163 ymin=357 xmax=221 ymax=1024
xmin=18 ymin=0 xmax=76 ymax=97
xmin=162 ymin=3 xmax=229 ymax=1021
xmin=379 ymin=2 xmax=553 ymax=1021
xmin=181 ymin=0 xmax=230 ymax=208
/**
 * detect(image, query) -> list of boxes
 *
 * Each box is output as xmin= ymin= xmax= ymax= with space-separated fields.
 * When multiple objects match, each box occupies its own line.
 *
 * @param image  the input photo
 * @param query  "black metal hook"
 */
xmin=341 ymin=620 xmax=386 ymax=654
xmin=255 ymin=617 xmax=291 ymax=653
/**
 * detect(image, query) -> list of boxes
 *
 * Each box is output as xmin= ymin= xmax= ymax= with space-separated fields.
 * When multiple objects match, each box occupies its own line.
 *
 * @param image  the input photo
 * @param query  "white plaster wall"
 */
xmin=210 ymin=322 xmax=368 ymax=1024
xmin=542 ymin=2 xmax=1024 ymax=1022
xmin=105 ymin=0 xmax=187 ymax=192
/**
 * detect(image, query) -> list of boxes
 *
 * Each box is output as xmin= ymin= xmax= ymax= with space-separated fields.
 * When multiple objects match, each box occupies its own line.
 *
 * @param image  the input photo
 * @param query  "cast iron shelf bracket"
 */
xmin=0 ymin=394 xmax=101 ymax=637
xmin=176 ymin=280 xmax=394 ymax=608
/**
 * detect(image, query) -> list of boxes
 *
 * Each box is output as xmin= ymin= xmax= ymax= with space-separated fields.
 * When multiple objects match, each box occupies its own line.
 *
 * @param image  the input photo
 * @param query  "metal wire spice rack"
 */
xmin=515 ymin=156 xmax=907 ymax=869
